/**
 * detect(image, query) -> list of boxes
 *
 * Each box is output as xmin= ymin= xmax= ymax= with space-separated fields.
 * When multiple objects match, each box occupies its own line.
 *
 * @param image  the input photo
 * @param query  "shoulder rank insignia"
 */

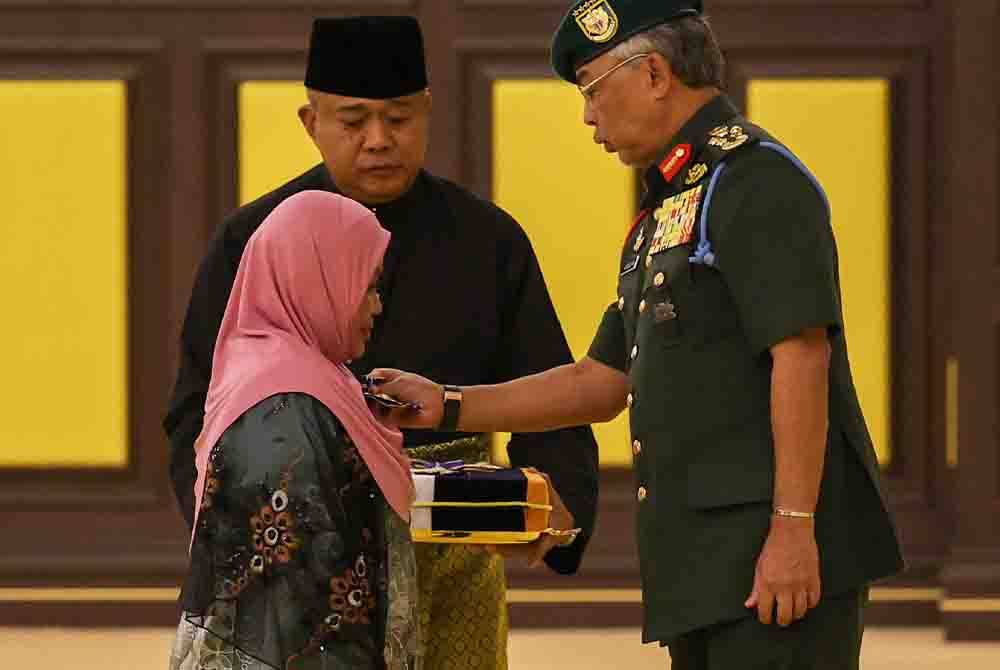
xmin=708 ymin=125 xmax=749 ymax=151
xmin=648 ymin=185 xmax=704 ymax=255
xmin=685 ymin=162 xmax=708 ymax=185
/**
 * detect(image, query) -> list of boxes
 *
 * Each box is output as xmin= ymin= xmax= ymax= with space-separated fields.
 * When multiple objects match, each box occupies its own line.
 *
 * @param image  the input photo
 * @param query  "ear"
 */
xmin=646 ymin=53 xmax=674 ymax=100
xmin=298 ymin=103 xmax=317 ymax=139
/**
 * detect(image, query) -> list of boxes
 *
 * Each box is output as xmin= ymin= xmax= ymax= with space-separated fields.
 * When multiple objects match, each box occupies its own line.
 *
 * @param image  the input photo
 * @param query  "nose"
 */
xmin=582 ymin=98 xmax=597 ymax=127
xmin=362 ymin=118 xmax=392 ymax=152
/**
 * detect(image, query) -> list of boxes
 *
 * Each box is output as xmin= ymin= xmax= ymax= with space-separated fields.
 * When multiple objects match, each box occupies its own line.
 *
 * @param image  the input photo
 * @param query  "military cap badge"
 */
xmin=574 ymin=0 xmax=619 ymax=43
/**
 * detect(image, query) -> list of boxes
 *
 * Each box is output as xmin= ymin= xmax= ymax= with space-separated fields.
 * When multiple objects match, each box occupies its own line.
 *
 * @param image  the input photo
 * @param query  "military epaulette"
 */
xmin=678 ymin=117 xmax=764 ymax=189
xmin=686 ymin=119 xmax=827 ymax=268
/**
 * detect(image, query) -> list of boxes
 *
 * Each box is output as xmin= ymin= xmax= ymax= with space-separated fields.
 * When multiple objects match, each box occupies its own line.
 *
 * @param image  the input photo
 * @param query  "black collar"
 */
xmin=322 ymin=169 xmax=431 ymax=225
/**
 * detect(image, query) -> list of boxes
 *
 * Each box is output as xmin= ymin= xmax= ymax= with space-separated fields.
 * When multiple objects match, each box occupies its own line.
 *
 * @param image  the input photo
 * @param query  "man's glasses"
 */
xmin=577 ymin=53 xmax=650 ymax=100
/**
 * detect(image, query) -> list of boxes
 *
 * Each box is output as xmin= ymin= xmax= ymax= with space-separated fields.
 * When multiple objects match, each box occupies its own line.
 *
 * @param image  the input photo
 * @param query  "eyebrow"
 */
xmin=335 ymin=97 xmax=417 ymax=114
xmin=334 ymin=103 xmax=370 ymax=115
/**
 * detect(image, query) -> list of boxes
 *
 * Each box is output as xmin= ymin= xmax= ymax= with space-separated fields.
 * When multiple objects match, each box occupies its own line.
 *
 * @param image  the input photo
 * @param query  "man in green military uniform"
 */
xmin=373 ymin=1 xmax=903 ymax=668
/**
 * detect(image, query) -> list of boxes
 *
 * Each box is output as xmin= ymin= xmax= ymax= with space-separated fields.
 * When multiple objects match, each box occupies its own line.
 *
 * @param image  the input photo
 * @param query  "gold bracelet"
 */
xmin=773 ymin=507 xmax=815 ymax=519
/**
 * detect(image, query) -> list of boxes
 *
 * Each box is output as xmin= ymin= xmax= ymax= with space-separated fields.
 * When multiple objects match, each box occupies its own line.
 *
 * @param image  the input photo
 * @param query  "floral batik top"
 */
xmin=170 ymin=392 xmax=420 ymax=670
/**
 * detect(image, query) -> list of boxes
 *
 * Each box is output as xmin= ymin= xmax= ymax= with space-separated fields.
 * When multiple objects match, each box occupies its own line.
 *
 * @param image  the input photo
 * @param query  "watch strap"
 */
xmin=438 ymin=385 xmax=463 ymax=432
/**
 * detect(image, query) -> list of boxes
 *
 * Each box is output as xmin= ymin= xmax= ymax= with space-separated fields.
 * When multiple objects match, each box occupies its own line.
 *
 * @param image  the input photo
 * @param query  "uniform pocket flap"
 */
xmin=686 ymin=462 xmax=773 ymax=510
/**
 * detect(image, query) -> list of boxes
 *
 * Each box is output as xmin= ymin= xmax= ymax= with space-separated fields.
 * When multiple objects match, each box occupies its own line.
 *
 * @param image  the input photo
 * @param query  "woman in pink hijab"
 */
xmin=169 ymin=191 xmax=420 ymax=670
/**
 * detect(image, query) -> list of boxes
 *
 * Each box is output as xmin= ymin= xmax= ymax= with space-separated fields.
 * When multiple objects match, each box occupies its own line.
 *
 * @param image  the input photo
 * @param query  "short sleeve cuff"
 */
xmin=587 ymin=304 xmax=627 ymax=373
xmin=744 ymin=302 xmax=842 ymax=356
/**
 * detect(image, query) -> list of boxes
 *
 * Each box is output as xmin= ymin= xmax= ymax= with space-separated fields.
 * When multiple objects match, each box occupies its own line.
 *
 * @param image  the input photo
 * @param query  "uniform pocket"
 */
xmin=644 ymin=248 xmax=690 ymax=350
xmin=687 ymin=461 xmax=773 ymax=510
xmin=685 ymin=266 xmax=742 ymax=347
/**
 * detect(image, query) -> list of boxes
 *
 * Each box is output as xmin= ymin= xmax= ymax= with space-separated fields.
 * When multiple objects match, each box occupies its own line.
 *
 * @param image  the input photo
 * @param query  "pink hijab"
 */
xmin=191 ymin=190 xmax=414 ymax=535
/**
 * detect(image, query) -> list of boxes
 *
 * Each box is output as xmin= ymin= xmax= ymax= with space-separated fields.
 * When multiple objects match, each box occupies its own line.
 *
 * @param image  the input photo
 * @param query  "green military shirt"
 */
xmin=588 ymin=95 xmax=903 ymax=643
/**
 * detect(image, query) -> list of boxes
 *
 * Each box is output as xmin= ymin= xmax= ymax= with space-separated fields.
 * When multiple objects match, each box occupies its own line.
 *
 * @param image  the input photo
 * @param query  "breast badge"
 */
xmin=685 ymin=163 xmax=708 ymax=185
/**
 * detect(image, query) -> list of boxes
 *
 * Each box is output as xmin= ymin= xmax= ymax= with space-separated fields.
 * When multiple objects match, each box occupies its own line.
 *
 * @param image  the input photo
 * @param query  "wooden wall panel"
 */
xmin=202 ymin=39 xmax=307 ymax=237
xmin=0 ymin=0 xmax=425 ymax=595
xmin=0 ymin=0 xmax=414 ymax=7
xmin=940 ymin=0 xmax=1000 ymax=642
xmin=0 ymin=38 xmax=187 ymax=585
xmin=0 ymin=0 xmax=994 ymax=639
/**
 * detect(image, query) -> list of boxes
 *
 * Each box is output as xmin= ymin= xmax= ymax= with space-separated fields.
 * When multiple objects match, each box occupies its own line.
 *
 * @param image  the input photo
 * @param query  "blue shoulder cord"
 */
xmin=688 ymin=141 xmax=831 ymax=267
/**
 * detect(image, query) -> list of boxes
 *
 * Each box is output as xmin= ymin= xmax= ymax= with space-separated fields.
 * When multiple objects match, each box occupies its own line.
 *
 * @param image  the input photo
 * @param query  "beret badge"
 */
xmin=573 ymin=0 xmax=619 ymax=43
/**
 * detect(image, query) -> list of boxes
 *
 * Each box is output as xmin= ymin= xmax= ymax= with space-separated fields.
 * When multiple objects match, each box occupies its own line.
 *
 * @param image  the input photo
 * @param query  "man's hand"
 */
xmin=369 ymin=368 xmax=444 ymax=429
xmin=489 ymin=469 xmax=576 ymax=568
xmin=745 ymin=516 xmax=821 ymax=626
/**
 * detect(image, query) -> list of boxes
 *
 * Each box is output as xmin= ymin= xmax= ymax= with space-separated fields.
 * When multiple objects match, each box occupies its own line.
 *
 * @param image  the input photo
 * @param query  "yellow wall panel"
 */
xmin=0 ymin=81 xmax=128 ymax=467
xmin=748 ymin=79 xmax=892 ymax=465
xmin=493 ymin=80 xmax=635 ymax=467
xmin=238 ymin=82 xmax=321 ymax=204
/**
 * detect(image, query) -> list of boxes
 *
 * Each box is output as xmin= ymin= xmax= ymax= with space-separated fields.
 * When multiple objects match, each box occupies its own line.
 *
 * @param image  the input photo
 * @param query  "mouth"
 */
xmin=595 ymin=136 xmax=616 ymax=153
xmin=360 ymin=164 xmax=402 ymax=176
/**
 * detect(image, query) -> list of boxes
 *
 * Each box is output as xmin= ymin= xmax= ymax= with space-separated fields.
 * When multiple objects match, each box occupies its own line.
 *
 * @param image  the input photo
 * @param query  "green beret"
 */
xmin=550 ymin=0 xmax=703 ymax=83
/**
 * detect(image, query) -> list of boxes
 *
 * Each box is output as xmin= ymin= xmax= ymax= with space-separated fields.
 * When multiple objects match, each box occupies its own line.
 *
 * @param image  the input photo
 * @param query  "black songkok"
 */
xmin=305 ymin=16 xmax=428 ymax=99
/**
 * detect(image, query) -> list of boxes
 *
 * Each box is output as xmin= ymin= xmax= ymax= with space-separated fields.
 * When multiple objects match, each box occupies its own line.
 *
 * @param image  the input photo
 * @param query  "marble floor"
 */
xmin=1 ymin=626 xmax=998 ymax=669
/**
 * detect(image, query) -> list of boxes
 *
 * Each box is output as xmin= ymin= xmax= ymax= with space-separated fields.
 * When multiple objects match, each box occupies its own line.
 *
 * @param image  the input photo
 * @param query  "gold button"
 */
xmin=637 ymin=486 xmax=647 ymax=502
xmin=654 ymin=272 xmax=665 ymax=287
xmin=639 ymin=300 xmax=646 ymax=313
xmin=632 ymin=439 xmax=641 ymax=455
xmin=627 ymin=393 xmax=634 ymax=408
xmin=617 ymin=296 xmax=625 ymax=310
xmin=631 ymin=345 xmax=638 ymax=360
xmin=645 ymin=255 xmax=652 ymax=268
